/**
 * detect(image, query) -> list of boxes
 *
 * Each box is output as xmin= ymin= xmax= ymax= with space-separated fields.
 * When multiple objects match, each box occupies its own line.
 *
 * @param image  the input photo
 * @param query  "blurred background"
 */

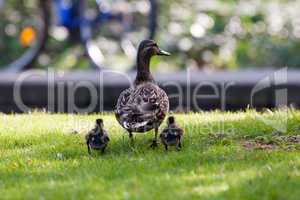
xmin=0 ymin=0 xmax=299 ymax=112
xmin=2 ymin=0 xmax=300 ymax=72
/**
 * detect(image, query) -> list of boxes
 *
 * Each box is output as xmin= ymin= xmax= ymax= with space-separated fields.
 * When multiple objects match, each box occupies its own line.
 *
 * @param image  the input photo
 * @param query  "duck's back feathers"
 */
xmin=160 ymin=124 xmax=183 ymax=137
xmin=115 ymin=82 xmax=169 ymax=132
xmin=160 ymin=124 xmax=183 ymax=146
xmin=86 ymin=126 xmax=110 ymax=149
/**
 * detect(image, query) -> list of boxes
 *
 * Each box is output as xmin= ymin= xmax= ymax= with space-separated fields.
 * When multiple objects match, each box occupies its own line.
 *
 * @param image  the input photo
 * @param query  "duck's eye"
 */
xmin=144 ymin=46 xmax=154 ymax=52
xmin=147 ymin=43 xmax=156 ymax=48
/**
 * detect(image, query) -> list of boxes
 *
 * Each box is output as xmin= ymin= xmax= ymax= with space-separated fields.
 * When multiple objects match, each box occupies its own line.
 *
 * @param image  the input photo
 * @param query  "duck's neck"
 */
xmin=95 ymin=126 xmax=103 ymax=135
xmin=134 ymin=53 xmax=154 ymax=85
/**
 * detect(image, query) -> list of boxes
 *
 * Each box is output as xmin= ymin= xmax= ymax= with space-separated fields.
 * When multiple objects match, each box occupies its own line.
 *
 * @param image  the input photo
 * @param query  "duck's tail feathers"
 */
xmin=139 ymin=103 xmax=159 ymax=112
xmin=123 ymin=120 xmax=149 ymax=130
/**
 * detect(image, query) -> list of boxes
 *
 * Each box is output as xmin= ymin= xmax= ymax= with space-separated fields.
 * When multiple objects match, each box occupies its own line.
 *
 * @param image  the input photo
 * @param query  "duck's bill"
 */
xmin=157 ymin=49 xmax=171 ymax=56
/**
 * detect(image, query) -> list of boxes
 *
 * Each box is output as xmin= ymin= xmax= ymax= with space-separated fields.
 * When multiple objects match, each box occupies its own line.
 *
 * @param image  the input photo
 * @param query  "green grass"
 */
xmin=0 ymin=109 xmax=300 ymax=200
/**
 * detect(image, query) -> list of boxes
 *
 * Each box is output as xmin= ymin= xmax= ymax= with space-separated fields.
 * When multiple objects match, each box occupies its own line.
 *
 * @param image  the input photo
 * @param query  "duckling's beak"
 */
xmin=157 ymin=49 xmax=171 ymax=56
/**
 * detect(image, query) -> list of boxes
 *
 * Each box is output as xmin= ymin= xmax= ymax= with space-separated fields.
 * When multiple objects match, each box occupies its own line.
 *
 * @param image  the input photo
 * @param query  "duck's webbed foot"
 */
xmin=176 ymin=141 xmax=182 ymax=151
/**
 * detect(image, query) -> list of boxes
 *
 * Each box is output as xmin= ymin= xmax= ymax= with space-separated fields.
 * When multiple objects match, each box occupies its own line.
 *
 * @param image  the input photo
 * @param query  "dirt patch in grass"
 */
xmin=241 ymin=135 xmax=300 ymax=151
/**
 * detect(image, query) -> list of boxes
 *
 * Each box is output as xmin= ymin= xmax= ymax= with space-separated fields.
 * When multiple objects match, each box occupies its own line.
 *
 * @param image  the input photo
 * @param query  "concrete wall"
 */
xmin=0 ymin=69 xmax=299 ymax=113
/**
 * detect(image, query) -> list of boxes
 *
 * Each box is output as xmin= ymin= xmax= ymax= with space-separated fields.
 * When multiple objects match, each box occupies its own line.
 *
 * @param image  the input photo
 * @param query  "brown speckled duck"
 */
xmin=160 ymin=116 xmax=183 ymax=151
xmin=115 ymin=40 xmax=170 ymax=148
xmin=85 ymin=119 xmax=110 ymax=154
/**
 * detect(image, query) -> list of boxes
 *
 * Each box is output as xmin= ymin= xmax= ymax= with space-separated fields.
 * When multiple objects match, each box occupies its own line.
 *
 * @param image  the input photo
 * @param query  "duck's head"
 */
xmin=135 ymin=40 xmax=170 ymax=84
xmin=167 ymin=116 xmax=175 ymax=125
xmin=96 ymin=118 xmax=104 ymax=128
xmin=138 ymin=40 xmax=171 ymax=59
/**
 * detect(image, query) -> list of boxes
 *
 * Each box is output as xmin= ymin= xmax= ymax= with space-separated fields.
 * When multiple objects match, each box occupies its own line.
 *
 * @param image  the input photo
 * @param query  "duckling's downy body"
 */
xmin=115 ymin=40 xmax=170 ymax=147
xmin=160 ymin=116 xmax=183 ymax=151
xmin=86 ymin=119 xmax=110 ymax=154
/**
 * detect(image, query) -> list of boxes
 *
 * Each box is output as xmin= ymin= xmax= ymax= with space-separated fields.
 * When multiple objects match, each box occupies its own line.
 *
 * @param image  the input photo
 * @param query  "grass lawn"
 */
xmin=0 ymin=109 xmax=300 ymax=200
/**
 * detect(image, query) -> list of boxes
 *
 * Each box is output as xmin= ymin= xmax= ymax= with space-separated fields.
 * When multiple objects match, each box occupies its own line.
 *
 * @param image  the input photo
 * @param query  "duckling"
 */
xmin=160 ymin=116 xmax=183 ymax=151
xmin=115 ymin=40 xmax=170 ymax=148
xmin=85 ymin=119 xmax=110 ymax=154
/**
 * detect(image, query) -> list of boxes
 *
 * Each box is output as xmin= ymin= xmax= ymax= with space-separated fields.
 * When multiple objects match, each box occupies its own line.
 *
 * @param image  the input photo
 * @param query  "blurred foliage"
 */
xmin=157 ymin=0 xmax=300 ymax=70
xmin=2 ymin=0 xmax=300 ymax=70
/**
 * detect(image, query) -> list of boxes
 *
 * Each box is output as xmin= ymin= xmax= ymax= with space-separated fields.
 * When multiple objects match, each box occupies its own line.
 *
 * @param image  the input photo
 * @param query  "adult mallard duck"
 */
xmin=115 ymin=40 xmax=170 ymax=147
xmin=85 ymin=119 xmax=110 ymax=154
xmin=160 ymin=116 xmax=183 ymax=151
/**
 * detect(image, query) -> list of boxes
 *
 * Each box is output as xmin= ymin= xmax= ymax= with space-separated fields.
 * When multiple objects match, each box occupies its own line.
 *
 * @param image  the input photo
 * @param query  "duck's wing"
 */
xmin=115 ymin=88 xmax=143 ymax=129
xmin=86 ymin=127 xmax=97 ymax=140
xmin=116 ymin=88 xmax=132 ymax=109
xmin=132 ymin=83 xmax=169 ymax=114
xmin=85 ymin=133 xmax=90 ymax=141
xmin=116 ymin=83 xmax=169 ymax=131
xmin=101 ymin=130 xmax=110 ymax=143
xmin=177 ymin=127 xmax=184 ymax=136
xmin=170 ymin=125 xmax=184 ymax=136
xmin=160 ymin=127 xmax=169 ymax=137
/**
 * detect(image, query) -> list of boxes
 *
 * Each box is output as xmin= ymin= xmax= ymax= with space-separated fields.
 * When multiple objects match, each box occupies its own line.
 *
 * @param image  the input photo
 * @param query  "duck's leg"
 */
xmin=176 ymin=139 xmax=182 ymax=151
xmin=164 ymin=143 xmax=168 ymax=151
xmin=87 ymin=141 xmax=91 ymax=155
xmin=150 ymin=126 xmax=159 ymax=148
xmin=101 ymin=146 xmax=106 ymax=154
xmin=128 ymin=131 xmax=134 ymax=145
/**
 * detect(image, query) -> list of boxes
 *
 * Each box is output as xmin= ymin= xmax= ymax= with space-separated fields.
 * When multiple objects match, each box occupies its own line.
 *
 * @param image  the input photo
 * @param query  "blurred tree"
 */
xmin=157 ymin=0 xmax=300 ymax=71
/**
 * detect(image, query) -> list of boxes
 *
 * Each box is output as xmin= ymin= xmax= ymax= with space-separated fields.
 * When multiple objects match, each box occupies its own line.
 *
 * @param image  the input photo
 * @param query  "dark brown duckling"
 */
xmin=115 ymin=40 xmax=170 ymax=148
xmin=160 ymin=116 xmax=183 ymax=151
xmin=85 ymin=119 xmax=110 ymax=154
